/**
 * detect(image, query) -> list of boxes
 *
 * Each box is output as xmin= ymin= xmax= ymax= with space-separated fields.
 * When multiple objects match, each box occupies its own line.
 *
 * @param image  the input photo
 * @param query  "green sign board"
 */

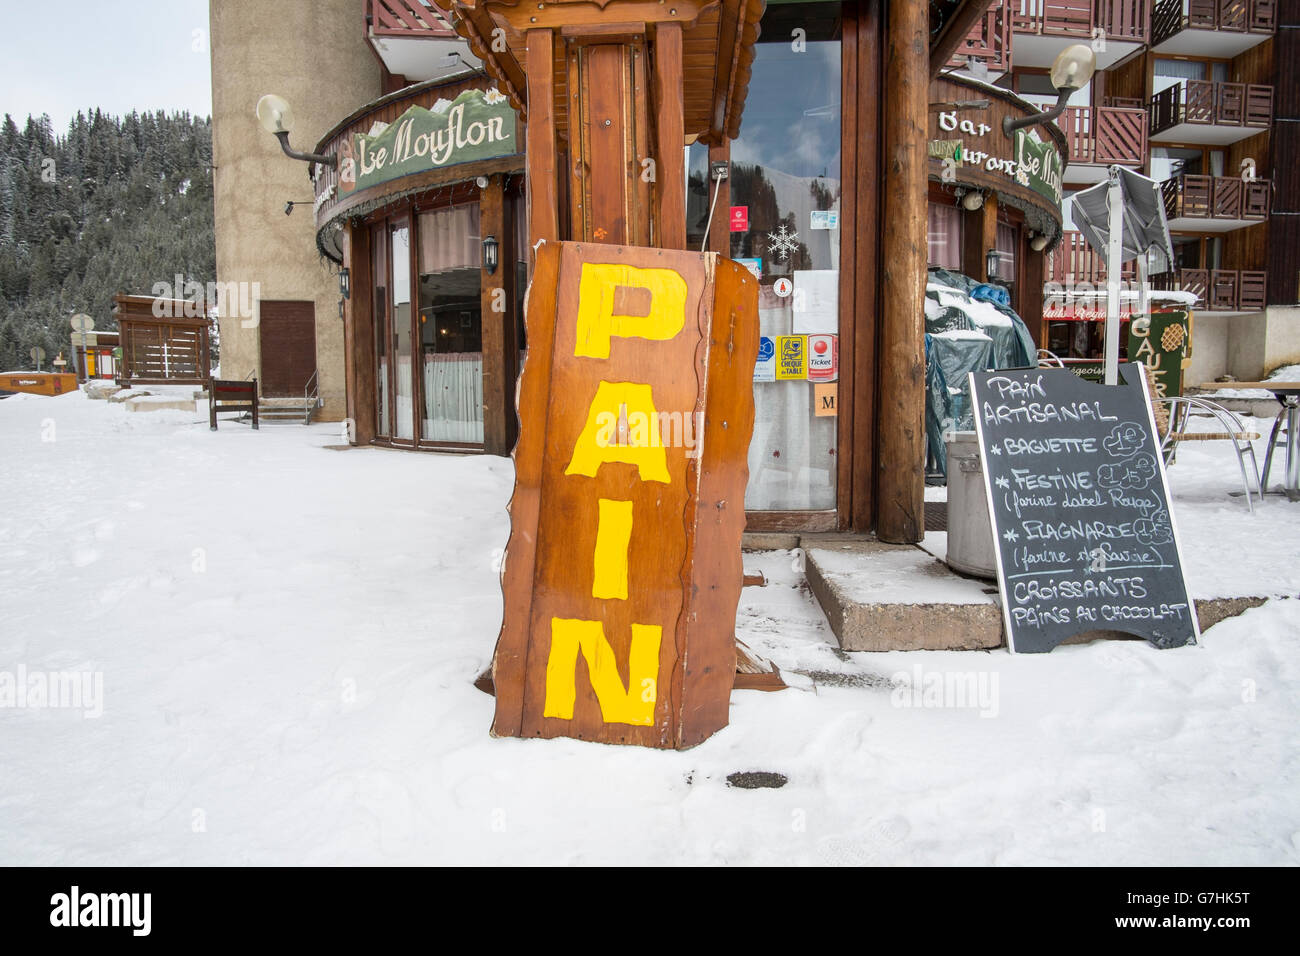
xmin=1128 ymin=310 xmax=1191 ymax=398
xmin=339 ymin=87 xmax=518 ymax=196
xmin=1014 ymin=130 xmax=1063 ymax=206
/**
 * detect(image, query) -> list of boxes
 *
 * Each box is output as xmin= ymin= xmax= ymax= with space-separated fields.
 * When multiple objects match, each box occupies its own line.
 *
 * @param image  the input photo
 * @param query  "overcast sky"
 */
xmin=0 ymin=0 xmax=212 ymax=130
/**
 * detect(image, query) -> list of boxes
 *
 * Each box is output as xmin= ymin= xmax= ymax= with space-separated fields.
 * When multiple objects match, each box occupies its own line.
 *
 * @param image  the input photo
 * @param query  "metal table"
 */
xmin=1229 ymin=382 xmax=1300 ymax=501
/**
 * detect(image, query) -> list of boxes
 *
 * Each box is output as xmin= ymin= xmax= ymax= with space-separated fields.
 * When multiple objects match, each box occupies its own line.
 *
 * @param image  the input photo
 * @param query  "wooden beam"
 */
xmin=877 ymin=0 xmax=928 ymax=544
xmin=929 ymin=0 xmax=998 ymax=80
xmin=480 ymin=174 xmax=510 ymax=455
xmin=706 ymin=138 xmax=730 ymax=254
xmin=654 ymin=21 xmax=687 ymax=249
xmin=350 ymin=225 xmax=377 ymax=444
xmin=525 ymin=28 xmax=559 ymax=251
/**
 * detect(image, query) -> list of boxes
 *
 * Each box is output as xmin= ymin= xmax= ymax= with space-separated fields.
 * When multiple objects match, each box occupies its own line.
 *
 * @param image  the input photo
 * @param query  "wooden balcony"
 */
xmin=1151 ymin=268 xmax=1268 ymax=312
xmin=947 ymin=1 xmax=1012 ymax=72
xmin=1046 ymin=231 xmax=1137 ymax=285
xmin=1009 ymin=0 xmax=1149 ymax=68
xmin=367 ymin=0 xmax=457 ymax=39
xmin=1061 ymin=105 xmax=1147 ymax=182
xmin=1149 ymin=79 xmax=1273 ymax=145
xmin=1162 ymin=174 xmax=1270 ymax=231
xmin=366 ymin=0 xmax=473 ymax=83
xmin=1151 ymin=0 xmax=1276 ymax=56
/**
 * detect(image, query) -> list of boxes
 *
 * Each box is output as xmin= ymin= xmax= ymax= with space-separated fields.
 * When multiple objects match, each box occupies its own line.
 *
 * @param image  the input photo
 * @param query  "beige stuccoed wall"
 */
xmin=210 ymin=0 xmax=380 ymax=420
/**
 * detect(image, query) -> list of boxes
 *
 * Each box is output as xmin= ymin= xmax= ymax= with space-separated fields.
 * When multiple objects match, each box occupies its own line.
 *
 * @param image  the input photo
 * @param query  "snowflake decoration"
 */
xmin=766 ymin=223 xmax=799 ymax=262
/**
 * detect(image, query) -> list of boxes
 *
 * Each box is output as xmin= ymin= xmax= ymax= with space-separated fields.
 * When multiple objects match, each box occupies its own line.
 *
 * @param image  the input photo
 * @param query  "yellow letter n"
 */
xmin=544 ymin=619 xmax=661 ymax=726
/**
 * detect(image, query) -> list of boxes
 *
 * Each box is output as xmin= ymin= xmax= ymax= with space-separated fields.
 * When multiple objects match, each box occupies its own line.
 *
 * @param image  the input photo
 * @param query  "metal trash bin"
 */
xmin=944 ymin=431 xmax=997 ymax=579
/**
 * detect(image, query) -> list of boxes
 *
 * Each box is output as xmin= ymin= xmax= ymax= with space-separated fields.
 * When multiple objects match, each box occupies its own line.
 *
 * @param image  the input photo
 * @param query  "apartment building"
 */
xmin=948 ymin=0 xmax=1298 ymax=383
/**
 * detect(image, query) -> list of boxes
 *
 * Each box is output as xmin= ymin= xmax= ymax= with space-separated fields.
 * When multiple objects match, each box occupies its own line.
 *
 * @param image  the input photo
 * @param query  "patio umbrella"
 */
xmin=1069 ymin=166 xmax=1174 ymax=385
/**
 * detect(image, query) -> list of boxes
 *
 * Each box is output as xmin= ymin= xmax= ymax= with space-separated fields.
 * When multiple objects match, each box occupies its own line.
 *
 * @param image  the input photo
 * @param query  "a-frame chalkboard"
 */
xmin=969 ymin=365 xmax=1199 ymax=654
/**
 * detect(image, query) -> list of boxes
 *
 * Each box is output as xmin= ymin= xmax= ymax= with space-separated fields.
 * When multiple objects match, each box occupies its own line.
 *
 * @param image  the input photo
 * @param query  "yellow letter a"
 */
xmin=565 ymin=381 xmax=670 ymax=483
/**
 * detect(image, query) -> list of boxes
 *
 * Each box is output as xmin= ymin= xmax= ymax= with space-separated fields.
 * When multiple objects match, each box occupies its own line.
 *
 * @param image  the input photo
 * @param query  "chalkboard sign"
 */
xmin=969 ymin=365 xmax=1198 ymax=653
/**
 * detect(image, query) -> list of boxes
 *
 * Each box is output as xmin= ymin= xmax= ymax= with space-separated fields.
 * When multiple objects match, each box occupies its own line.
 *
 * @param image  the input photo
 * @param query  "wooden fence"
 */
xmin=113 ymin=294 xmax=212 ymax=386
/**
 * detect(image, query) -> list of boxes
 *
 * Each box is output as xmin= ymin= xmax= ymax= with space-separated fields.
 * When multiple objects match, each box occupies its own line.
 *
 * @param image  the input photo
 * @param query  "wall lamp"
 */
xmin=1003 ymin=44 xmax=1096 ymax=137
xmin=482 ymin=235 xmax=499 ymax=276
xmin=957 ymin=187 xmax=985 ymax=211
xmin=284 ymin=200 xmax=314 ymax=216
xmin=257 ymin=94 xmax=337 ymax=168
xmin=338 ymin=267 xmax=350 ymax=300
xmin=1028 ymin=232 xmax=1050 ymax=252
xmin=986 ymin=248 xmax=999 ymax=280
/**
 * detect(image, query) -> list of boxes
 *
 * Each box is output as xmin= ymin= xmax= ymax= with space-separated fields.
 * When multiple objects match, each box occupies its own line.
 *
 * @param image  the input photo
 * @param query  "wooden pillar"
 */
xmin=340 ymin=225 xmax=357 ymax=432
xmin=480 ymin=174 xmax=513 ymax=456
xmin=654 ymin=22 xmax=686 ymax=249
xmin=876 ymin=0 xmax=928 ymax=544
xmin=526 ymin=29 xmax=558 ymax=252
xmin=349 ymin=224 xmax=376 ymax=444
xmin=1022 ymin=245 xmax=1046 ymax=348
xmin=961 ymin=193 xmax=998 ymax=281
xmin=706 ymin=139 xmax=730 ymax=254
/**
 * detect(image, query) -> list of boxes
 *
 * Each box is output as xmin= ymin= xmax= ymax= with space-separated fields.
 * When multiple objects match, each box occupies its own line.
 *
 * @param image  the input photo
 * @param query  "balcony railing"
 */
xmin=1151 ymin=0 xmax=1277 ymax=47
xmin=948 ymin=1 xmax=1012 ymax=72
xmin=367 ymin=0 xmax=457 ymax=39
xmin=1150 ymin=80 xmax=1273 ymax=135
xmin=1162 ymin=173 xmax=1271 ymax=223
xmin=1010 ymin=0 xmax=1149 ymax=42
xmin=1062 ymin=105 xmax=1148 ymax=166
xmin=1151 ymin=269 xmax=1267 ymax=312
xmin=1046 ymin=231 xmax=1137 ymax=285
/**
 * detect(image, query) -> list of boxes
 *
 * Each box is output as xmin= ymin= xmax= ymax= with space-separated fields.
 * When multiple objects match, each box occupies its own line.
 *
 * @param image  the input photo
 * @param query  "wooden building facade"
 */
xmin=307 ymin=0 xmax=1023 ymax=542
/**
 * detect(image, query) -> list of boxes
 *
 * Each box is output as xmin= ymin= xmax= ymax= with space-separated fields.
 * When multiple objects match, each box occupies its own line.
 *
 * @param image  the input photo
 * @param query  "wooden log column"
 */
xmin=654 ymin=22 xmax=686 ymax=250
xmin=876 ymin=0 xmax=928 ymax=544
xmin=347 ymin=223 xmax=376 ymax=445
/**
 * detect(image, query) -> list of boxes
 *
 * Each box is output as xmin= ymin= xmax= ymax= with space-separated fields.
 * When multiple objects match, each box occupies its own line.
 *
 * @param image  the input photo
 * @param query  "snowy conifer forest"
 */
xmin=0 ymin=110 xmax=214 ymax=371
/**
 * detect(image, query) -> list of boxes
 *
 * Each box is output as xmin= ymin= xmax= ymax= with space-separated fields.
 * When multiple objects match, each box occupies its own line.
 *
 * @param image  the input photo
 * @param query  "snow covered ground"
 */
xmin=1 ymin=391 xmax=1297 ymax=865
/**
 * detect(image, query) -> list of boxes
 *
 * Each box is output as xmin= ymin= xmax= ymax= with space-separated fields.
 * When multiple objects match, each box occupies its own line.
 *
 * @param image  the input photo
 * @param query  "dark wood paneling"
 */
xmin=259 ymin=300 xmax=317 ymax=397
xmin=851 ymin=0 xmax=883 ymax=534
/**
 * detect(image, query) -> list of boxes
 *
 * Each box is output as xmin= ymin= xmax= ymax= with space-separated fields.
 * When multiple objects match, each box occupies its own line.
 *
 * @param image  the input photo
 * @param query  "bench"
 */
xmin=209 ymin=378 xmax=259 ymax=430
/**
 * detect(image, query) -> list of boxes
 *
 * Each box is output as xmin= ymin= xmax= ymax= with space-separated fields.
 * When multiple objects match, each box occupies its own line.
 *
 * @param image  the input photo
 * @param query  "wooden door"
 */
xmin=259 ymin=300 xmax=317 ymax=397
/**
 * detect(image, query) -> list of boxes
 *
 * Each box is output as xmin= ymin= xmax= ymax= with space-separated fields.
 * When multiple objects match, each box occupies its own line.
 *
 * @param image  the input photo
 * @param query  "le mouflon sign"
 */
xmin=491 ymin=242 xmax=759 ymax=749
xmin=339 ymin=87 xmax=516 ymax=195
xmin=969 ymin=366 xmax=1198 ymax=654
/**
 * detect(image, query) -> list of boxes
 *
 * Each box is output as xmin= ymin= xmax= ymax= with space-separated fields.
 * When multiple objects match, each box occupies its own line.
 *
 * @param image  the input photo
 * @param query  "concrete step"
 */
xmin=753 ymin=533 xmax=1268 ymax=653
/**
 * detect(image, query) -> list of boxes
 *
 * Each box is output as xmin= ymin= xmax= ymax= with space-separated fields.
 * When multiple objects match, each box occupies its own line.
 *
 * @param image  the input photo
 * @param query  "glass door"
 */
xmin=417 ymin=204 xmax=484 ymax=445
xmin=727 ymin=1 xmax=842 ymax=513
xmin=390 ymin=219 xmax=415 ymax=441
xmin=372 ymin=222 xmax=390 ymax=437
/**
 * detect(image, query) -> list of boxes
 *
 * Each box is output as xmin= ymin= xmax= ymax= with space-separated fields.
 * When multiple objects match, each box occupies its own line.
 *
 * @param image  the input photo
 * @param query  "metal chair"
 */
xmin=1153 ymin=395 xmax=1262 ymax=512
xmin=1036 ymin=348 xmax=1065 ymax=368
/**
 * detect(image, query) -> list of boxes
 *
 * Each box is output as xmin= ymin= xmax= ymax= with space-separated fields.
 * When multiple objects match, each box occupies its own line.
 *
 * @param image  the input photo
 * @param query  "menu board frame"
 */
xmin=969 ymin=365 xmax=1200 ymax=654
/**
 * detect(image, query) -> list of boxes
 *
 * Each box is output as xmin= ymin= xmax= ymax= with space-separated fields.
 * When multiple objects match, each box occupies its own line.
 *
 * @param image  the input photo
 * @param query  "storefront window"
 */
xmin=418 ymin=204 xmax=483 ymax=444
xmin=928 ymin=203 xmax=962 ymax=270
xmin=728 ymin=1 xmax=842 ymax=512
